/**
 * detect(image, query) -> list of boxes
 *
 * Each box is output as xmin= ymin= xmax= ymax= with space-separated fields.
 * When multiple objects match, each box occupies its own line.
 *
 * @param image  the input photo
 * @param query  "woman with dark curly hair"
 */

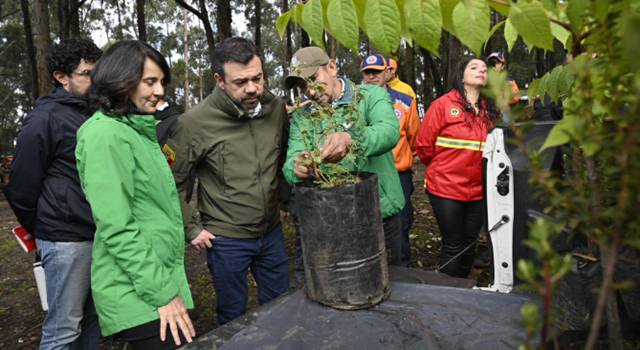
xmin=75 ymin=40 xmax=194 ymax=349
xmin=416 ymin=56 xmax=498 ymax=278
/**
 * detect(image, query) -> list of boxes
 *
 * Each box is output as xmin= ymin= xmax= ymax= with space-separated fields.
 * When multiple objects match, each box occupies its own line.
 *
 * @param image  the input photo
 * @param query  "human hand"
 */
xmin=158 ymin=296 xmax=195 ymax=346
xmin=293 ymin=151 xmax=316 ymax=179
xmin=320 ymin=132 xmax=352 ymax=163
xmin=190 ymin=229 xmax=215 ymax=250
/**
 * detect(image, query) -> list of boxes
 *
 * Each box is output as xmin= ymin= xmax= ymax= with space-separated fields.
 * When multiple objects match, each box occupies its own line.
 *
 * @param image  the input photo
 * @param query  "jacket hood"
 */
xmin=210 ymin=86 xmax=278 ymax=120
xmin=36 ymin=86 xmax=88 ymax=109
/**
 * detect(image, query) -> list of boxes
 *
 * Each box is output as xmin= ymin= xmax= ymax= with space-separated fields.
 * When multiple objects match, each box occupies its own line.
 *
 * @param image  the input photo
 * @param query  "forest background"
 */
xmin=0 ymin=0 xmax=566 ymax=157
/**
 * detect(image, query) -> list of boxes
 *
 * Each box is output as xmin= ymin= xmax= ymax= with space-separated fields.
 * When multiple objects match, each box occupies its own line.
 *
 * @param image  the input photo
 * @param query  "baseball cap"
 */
xmin=284 ymin=46 xmax=330 ymax=89
xmin=487 ymin=52 xmax=505 ymax=63
xmin=360 ymin=54 xmax=388 ymax=71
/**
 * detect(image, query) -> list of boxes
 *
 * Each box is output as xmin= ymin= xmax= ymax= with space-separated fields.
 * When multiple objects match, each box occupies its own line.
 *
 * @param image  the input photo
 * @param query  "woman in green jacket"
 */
xmin=76 ymin=40 xmax=194 ymax=349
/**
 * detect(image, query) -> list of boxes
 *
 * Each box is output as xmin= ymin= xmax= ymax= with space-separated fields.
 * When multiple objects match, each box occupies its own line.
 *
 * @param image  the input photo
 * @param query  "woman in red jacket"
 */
xmin=416 ymin=56 xmax=498 ymax=278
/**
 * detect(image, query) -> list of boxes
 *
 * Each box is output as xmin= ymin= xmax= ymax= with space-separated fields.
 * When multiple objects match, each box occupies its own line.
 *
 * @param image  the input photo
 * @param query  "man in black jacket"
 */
xmin=4 ymin=38 xmax=102 ymax=350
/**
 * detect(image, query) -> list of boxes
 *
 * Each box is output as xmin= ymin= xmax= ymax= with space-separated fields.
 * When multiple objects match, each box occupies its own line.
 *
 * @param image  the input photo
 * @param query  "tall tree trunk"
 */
xmin=33 ymin=0 xmax=51 ymax=97
xmin=183 ymin=7 xmax=191 ymax=109
xmin=216 ymin=0 xmax=232 ymax=42
xmin=21 ymin=0 xmax=39 ymax=100
xmin=281 ymin=0 xmax=292 ymax=77
xmin=136 ymin=0 xmax=147 ymax=42
xmin=444 ymin=33 xmax=461 ymax=90
xmin=175 ymin=0 xmax=216 ymax=72
xmin=58 ymin=0 xmax=84 ymax=39
xmin=254 ymin=0 xmax=261 ymax=49
xmin=327 ymin=36 xmax=337 ymax=58
xmin=300 ymin=28 xmax=309 ymax=47
xmin=399 ymin=43 xmax=416 ymax=89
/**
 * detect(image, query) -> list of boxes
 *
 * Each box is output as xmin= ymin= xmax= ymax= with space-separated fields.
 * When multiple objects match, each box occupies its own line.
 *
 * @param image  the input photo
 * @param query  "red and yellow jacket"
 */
xmin=416 ymin=89 xmax=493 ymax=201
xmin=387 ymin=87 xmax=421 ymax=172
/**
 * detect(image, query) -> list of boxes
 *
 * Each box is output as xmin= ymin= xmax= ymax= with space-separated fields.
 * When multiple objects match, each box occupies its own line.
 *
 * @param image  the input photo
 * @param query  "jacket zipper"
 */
xmin=248 ymin=121 xmax=267 ymax=237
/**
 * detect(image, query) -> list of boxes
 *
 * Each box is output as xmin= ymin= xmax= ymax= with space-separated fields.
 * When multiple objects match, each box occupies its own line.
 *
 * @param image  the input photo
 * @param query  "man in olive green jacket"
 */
xmin=283 ymin=47 xmax=405 ymax=265
xmin=167 ymin=38 xmax=289 ymax=325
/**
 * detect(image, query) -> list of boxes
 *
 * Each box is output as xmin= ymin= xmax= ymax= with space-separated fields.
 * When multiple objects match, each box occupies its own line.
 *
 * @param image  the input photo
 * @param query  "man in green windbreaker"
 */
xmin=167 ymin=37 xmax=289 ymax=326
xmin=283 ymin=46 xmax=405 ymax=266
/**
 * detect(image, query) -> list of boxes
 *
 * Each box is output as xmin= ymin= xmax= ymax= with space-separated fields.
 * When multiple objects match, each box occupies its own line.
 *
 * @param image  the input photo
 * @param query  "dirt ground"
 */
xmin=0 ymin=162 xmax=488 ymax=349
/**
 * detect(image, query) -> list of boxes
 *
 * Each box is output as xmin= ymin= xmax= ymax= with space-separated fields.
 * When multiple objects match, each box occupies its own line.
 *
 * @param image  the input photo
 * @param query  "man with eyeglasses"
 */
xmin=4 ymin=38 xmax=102 ymax=350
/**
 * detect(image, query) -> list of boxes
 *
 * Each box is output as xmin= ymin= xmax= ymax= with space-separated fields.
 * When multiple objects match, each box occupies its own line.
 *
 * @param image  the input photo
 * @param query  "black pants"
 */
xmin=117 ymin=319 xmax=190 ymax=350
xmin=383 ymin=213 xmax=402 ymax=266
xmin=428 ymin=193 xmax=484 ymax=278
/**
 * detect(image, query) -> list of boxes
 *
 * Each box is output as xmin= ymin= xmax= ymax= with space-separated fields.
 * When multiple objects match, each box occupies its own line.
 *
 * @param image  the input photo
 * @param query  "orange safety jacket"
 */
xmin=416 ymin=89 xmax=493 ymax=202
xmin=387 ymin=86 xmax=421 ymax=172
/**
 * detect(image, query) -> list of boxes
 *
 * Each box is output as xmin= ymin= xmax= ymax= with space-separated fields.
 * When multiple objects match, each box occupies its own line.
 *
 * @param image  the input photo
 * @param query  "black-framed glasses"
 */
xmin=73 ymin=69 xmax=92 ymax=77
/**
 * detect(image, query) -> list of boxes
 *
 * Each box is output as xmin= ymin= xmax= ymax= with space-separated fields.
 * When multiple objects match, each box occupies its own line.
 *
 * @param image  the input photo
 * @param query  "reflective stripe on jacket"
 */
xmin=416 ymin=90 xmax=492 ymax=201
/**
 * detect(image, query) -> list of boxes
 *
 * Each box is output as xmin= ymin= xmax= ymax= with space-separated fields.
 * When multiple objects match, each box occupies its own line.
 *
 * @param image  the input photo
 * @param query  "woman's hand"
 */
xmin=158 ymin=296 xmax=195 ymax=346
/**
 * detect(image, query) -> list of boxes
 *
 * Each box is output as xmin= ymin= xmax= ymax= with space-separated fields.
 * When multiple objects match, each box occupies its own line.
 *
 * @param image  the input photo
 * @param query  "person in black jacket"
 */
xmin=3 ymin=38 xmax=102 ymax=350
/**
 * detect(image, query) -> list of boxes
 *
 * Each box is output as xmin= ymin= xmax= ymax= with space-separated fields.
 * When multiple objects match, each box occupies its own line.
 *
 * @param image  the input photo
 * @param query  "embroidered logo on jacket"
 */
xmin=450 ymin=108 xmax=461 ymax=117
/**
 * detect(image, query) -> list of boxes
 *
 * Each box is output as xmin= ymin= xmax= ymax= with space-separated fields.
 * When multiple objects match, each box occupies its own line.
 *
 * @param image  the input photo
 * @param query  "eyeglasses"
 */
xmin=72 ymin=69 xmax=92 ymax=77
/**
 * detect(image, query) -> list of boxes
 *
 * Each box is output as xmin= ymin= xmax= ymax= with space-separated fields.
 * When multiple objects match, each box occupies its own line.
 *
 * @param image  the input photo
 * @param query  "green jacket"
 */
xmin=76 ymin=111 xmax=193 ymax=336
xmin=283 ymin=79 xmax=405 ymax=219
xmin=168 ymin=88 xmax=288 ymax=240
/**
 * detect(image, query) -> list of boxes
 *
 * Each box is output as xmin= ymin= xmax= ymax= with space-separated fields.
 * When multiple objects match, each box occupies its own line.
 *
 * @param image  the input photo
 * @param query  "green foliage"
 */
xmin=452 ymin=0 xmax=490 ymax=55
xmin=301 ymin=0 xmax=325 ymax=48
xmin=363 ymin=0 xmax=402 ymax=54
xmin=404 ymin=0 xmax=442 ymax=55
xmin=326 ymin=0 xmax=360 ymax=52
xmin=508 ymin=1 xmax=554 ymax=51
xmin=290 ymin=79 xmax=366 ymax=188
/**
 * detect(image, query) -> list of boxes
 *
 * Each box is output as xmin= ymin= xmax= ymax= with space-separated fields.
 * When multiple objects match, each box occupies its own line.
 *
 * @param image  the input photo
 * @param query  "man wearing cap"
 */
xmin=168 ymin=37 xmax=289 ymax=326
xmin=361 ymin=54 xmax=421 ymax=267
xmin=283 ymin=47 xmax=405 ymax=266
xmin=386 ymin=58 xmax=417 ymax=100
xmin=487 ymin=52 xmax=520 ymax=105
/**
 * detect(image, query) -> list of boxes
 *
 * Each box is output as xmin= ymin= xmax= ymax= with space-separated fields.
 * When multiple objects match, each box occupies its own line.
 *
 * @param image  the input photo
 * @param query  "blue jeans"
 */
xmin=36 ymin=239 xmax=100 ymax=350
xmin=398 ymin=171 xmax=415 ymax=267
xmin=206 ymin=225 xmax=289 ymax=325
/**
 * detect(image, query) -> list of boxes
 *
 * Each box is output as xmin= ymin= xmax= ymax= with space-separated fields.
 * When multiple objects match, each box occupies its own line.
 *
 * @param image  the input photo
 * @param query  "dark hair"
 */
xmin=88 ymin=40 xmax=170 ymax=116
xmin=46 ymin=38 xmax=102 ymax=87
xmin=212 ymin=37 xmax=261 ymax=80
xmin=451 ymin=55 xmax=499 ymax=127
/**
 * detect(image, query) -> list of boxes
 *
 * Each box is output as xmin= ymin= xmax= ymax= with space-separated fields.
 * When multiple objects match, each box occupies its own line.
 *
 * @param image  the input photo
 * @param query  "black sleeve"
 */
xmin=3 ymin=111 xmax=55 ymax=233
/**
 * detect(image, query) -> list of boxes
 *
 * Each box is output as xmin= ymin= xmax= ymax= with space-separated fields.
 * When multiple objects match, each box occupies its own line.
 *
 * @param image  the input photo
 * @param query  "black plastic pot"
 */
xmin=294 ymin=173 xmax=390 ymax=309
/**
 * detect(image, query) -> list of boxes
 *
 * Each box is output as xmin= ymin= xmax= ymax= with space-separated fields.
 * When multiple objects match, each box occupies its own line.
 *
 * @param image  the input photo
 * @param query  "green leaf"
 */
xmin=301 ymin=0 xmax=325 ymax=49
xmin=557 ymin=65 xmax=575 ymax=98
xmin=521 ymin=302 xmax=539 ymax=324
xmin=550 ymin=22 xmax=571 ymax=49
xmin=276 ymin=10 xmax=292 ymax=39
xmin=623 ymin=11 xmax=640 ymax=73
xmin=545 ymin=66 xmax=562 ymax=102
xmin=441 ymin=0 xmax=460 ymax=34
xmin=566 ymin=0 xmax=588 ymax=32
xmin=486 ymin=19 xmax=505 ymax=42
xmin=594 ymin=0 xmax=610 ymax=24
xmin=396 ymin=0 xmax=411 ymax=40
xmin=508 ymin=0 xmax=554 ymax=51
xmin=504 ymin=18 xmax=518 ymax=52
xmin=326 ymin=0 xmax=360 ymax=52
xmin=540 ymin=122 xmax=571 ymax=151
xmin=293 ymin=3 xmax=304 ymax=24
xmin=353 ymin=0 xmax=368 ymax=31
xmin=527 ymin=78 xmax=542 ymax=101
xmin=452 ymin=0 xmax=491 ymax=55
xmin=580 ymin=142 xmax=601 ymax=156
xmin=489 ymin=0 xmax=509 ymax=16
xmin=405 ymin=0 xmax=442 ymax=55
xmin=364 ymin=0 xmax=402 ymax=55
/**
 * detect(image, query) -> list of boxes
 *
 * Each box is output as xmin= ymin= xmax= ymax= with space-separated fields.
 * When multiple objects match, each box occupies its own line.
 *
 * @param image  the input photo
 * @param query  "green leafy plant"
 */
xmin=280 ymin=1 xmax=640 ymax=349
xmin=291 ymin=78 xmax=366 ymax=188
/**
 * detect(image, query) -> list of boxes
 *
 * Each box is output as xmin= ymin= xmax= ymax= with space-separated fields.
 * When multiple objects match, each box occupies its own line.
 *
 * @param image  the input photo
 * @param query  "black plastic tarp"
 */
xmin=184 ymin=277 xmax=532 ymax=350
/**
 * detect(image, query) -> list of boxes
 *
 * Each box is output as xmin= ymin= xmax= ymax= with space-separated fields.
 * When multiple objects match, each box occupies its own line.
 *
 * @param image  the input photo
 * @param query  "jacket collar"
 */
xmin=210 ymin=87 xmax=276 ymax=120
xmin=333 ymin=78 xmax=355 ymax=107
xmin=36 ymin=86 xmax=87 ymax=109
xmin=101 ymin=110 xmax=158 ymax=141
